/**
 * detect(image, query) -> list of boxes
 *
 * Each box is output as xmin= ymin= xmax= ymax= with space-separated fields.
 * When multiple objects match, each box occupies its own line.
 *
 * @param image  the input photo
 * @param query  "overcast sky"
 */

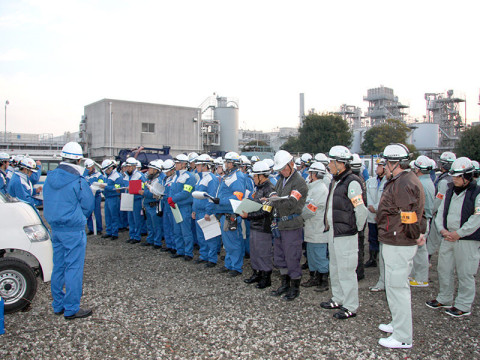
xmin=1 ymin=0 xmax=479 ymax=136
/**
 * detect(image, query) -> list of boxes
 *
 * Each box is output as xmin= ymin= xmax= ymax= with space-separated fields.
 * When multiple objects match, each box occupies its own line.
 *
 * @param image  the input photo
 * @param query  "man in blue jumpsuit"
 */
xmin=211 ymin=152 xmax=246 ymax=276
xmin=83 ymin=159 xmax=104 ymax=235
xmin=168 ymin=154 xmax=196 ymax=260
xmin=0 ymin=152 xmax=10 ymax=194
xmin=43 ymin=142 xmax=95 ymax=319
xmin=7 ymin=157 xmax=43 ymax=207
xmin=192 ymin=154 xmax=220 ymax=267
xmin=101 ymin=159 xmax=123 ymax=240
xmin=124 ymin=157 xmax=146 ymax=244
xmin=162 ymin=159 xmax=176 ymax=253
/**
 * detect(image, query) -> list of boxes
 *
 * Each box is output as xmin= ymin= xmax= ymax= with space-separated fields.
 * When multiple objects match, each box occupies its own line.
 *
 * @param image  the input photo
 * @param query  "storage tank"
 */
xmin=409 ymin=123 xmax=439 ymax=150
xmin=214 ymin=97 xmax=239 ymax=152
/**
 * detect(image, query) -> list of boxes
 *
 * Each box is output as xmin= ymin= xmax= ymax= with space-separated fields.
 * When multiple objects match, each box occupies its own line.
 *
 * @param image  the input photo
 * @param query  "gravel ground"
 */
xmin=1 ymin=218 xmax=479 ymax=359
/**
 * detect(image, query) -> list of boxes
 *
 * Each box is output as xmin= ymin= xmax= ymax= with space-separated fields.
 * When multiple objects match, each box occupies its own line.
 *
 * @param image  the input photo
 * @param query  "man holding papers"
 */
xmin=124 ymin=157 xmax=146 ymax=244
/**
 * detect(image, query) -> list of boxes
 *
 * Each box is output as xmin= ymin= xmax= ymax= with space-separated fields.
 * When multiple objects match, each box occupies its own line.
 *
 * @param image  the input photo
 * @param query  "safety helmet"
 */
xmin=471 ymin=160 xmax=479 ymax=171
xmin=430 ymin=159 xmax=437 ymax=170
xmin=314 ymin=153 xmax=329 ymax=165
xmin=308 ymin=162 xmax=326 ymax=175
xmin=136 ymin=160 xmax=142 ymax=168
xmin=224 ymin=152 xmax=241 ymax=163
xmin=101 ymin=159 xmax=116 ymax=171
xmin=264 ymin=158 xmax=274 ymax=169
xmin=61 ymin=142 xmax=84 ymax=160
xmin=414 ymin=155 xmax=432 ymax=171
xmin=148 ymin=160 xmax=163 ymax=172
xmin=19 ymin=158 xmax=38 ymax=173
xmin=175 ymin=154 xmax=189 ymax=163
xmin=449 ymin=157 xmax=474 ymax=177
xmin=251 ymin=155 xmax=260 ymax=163
xmin=121 ymin=162 xmax=127 ymax=168
xmin=162 ymin=159 xmax=175 ymax=172
xmin=0 ymin=152 xmax=9 ymax=161
xmin=328 ymin=145 xmax=353 ymax=163
xmin=240 ymin=155 xmax=251 ymax=166
xmin=251 ymin=161 xmax=271 ymax=175
xmin=13 ymin=154 xmax=25 ymax=164
xmin=376 ymin=158 xmax=386 ymax=166
xmin=350 ymin=154 xmax=362 ymax=169
xmin=294 ymin=158 xmax=302 ymax=166
xmin=409 ymin=160 xmax=415 ymax=170
xmin=187 ymin=152 xmax=199 ymax=163
xmin=125 ymin=157 xmax=138 ymax=166
xmin=382 ymin=143 xmax=410 ymax=162
xmin=273 ymin=150 xmax=294 ymax=171
xmin=84 ymin=158 xmax=95 ymax=168
xmin=214 ymin=157 xmax=224 ymax=166
xmin=195 ymin=154 xmax=214 ymax=165
xmin=439 ymin=151 xmax=456 ymax=171
xmin=300 ymin=153 xmax=313 ymax=165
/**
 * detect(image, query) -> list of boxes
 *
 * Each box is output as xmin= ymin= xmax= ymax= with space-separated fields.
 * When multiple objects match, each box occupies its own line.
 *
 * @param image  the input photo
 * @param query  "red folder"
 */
xmin=129 ymin=180 xmax=142 ymax=195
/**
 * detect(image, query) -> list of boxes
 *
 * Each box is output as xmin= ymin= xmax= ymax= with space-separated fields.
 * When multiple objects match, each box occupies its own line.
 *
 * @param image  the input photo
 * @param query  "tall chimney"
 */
xmin=299 ymin=93 xmax=305 ymax=127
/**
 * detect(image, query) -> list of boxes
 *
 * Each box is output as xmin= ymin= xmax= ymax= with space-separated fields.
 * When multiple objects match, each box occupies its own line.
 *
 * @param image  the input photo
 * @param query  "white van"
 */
xmin=0 ymin=192 xmax=53 ymax=313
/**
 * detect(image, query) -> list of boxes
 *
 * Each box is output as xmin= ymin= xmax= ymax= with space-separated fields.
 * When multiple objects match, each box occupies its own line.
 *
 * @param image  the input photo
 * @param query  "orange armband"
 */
xmin=350 ymin=195 xmax=364 ymax=207
xmin=290 ymin=190 xmax=302 ymax=201
xmin=307 ymin=203 xmax=318 ymax=213
xmin=401 ymin=211 xmax=418 ymax=224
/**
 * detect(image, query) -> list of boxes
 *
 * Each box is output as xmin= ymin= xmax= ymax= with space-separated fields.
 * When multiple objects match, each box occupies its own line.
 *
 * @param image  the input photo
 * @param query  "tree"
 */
xmin=280 ymin=114 xmax=351 ymax=153
xmin=455 ymin=125 xmax=480 ymax=160
xmin=361 ymin=119 xmax=412 ymax=155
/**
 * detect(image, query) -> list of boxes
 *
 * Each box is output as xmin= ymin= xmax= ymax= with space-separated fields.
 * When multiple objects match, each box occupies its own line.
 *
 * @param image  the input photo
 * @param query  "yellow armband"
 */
xmin=183 ymin=184 xmax=193 ymax=192
xmin=401 ymin=211 xmax=417 ymax=224
xmin=114 ymin=184 xmax=120 ymax=189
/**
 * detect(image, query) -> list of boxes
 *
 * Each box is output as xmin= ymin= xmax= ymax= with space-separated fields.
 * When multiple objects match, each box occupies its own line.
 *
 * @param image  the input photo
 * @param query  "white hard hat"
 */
xmin=430 ymin=158 xmax=437 ymax=170
xmin=19 ymin=158 xmax=38 ymax=173
xmin=314 ymin=153 xmax=329 ymax=165
xmin=328 ymin=145 xmax=353 ymax=162
xmin=382 ymin=143 xmax=410 ymax=162
xmin=84 ymin=158 xmax=95 ymax=168
xmin=61 ymin=142 xmax=84 ymax=160
xmin=308 ymin=162 xmax=326 ymax=175
xmin=125 ymin=157 xmax=138 ymax=166
xmin=376 ymin=158 xmax=386 ymax=166
xmin=240 ymin=155 xmax=251 ymax=165
xmin=350 ymin=154 xmax=362 ymax=169
xmin=224 ymin=152 xmax=241 ymax=163
xmin=162 ymin=159 xmax=175 ymax=172
xmin=414 ymin=155 xmax=432 ymax=170
xmin=264 ymin=158 xmax=274 ymax=169
xmin=251 ymin=160 xmax=271 ymax=175
xmin=300 ymin=153 xmax=313 ymax=164
xmin=195 ymin=154 xmax=213 ymax=164
xmin=449 ymin=157 xmax=474 ymax=177
xmin=273 ymin=150 xmax=294 ymax=171
xmin=148 ymin=160 xmax=162 ymax=171
xmin=295 ymin=158 xmax=302 ymax=166
xmin=13 ymin=154 xmax=25 ymax=163
xmin=251 ymin=155 xmax=260 ymax=163
xmin=440 ymin=151 xmax=456 ymax=171
xmin=409 ymin=160 xmax=415 ymax=169
xmin=136 ymin=160 xmax=141 ymax=168
xmin=101 ymin=159 xmax=115 ymax=171
xmin=214 ymin=157 xmax=224 ymax=166
xmin=471 ymin=160 xmax=480 ymax=171
xmin=188 ymin=152 xmax=199 ymax=162
xmin=175 ymin=154 xmax=189 ymax=163
xmin=0 ymin=152 xmax=9 ymax=161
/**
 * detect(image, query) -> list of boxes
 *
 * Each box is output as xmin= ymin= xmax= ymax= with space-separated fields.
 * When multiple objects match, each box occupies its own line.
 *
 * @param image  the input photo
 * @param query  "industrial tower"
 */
xmin=424 ymin=90 xmax=465 ymax=149
xmin=335 ymin=104 xmax=366 ymax=130
xmin=363 ymin=86 xmax=409 ymax=126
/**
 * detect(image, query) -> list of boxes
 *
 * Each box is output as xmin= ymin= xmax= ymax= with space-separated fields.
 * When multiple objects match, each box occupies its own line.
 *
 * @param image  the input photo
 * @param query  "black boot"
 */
xmin=284 ymin=279 xmax=301 ymax=301
xmin=256 ymin=271 xmax=272 ymax=289
xmin=315 ymin=272 xmax=329 ymax=292
xmin=301 ymin=271 xmax=321 ymax=287
xmin=365 ymin=250 xmax=378 ymax=268
xmin=244 ymin=270 xmax=261 ymax=284
xmin=271 ymin=275 xmax=290 ymax=296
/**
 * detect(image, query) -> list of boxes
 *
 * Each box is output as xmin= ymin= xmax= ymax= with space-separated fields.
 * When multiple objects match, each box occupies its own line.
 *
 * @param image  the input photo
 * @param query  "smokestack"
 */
xmin=299 ymin=93 xmax=305 ymax=127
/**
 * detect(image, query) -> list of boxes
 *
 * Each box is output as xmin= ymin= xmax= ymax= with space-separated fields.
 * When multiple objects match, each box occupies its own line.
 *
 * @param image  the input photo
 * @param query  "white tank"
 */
xmin=409 ymin=123 xmax=439 ymax=150
xmin=214 ymin=97 xmax=239 ymax=152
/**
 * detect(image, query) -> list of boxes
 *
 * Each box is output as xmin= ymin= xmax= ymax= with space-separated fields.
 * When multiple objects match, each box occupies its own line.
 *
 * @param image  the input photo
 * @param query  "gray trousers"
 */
xmin=250 ymin=230 xmax=273 ymax=272
xmin=329 ymin=235 xmax=359 ymax=312
xmin=410 ymin=244 xmax=429 ymax=283
xmin=427 ymin=217 xmax=442 ymax=255
xmin=437 ymin=239 xmax=480 ymax=312
xmin=383 ymin=243 xmax=417 ymax=344
xmin=373 ymin=242 xmax=385 ymax=289
xmin=273 ymin=228 xmax=303 ymax=280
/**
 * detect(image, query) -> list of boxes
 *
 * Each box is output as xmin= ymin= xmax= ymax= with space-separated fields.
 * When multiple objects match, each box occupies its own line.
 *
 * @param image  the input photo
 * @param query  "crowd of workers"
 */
xmin=0 ymin=141 xmax=479 ymax=349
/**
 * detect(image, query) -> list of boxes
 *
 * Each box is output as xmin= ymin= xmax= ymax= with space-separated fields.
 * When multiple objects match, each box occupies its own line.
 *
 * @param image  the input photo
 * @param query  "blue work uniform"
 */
xmin=83 ymin=168 xmax=105 ymax=233
xmin=43 ymin=162 xmax=95 ymax=317
xmin=211 ymin=168 xmax=246 ymax=273
xmin=125 ymin=170 xmax=146 ymax=242
xmin=29 ymin=164 xmax=42 ymax=185
xmin=163 ymin=174 xmax=176 ymax=251
xmin=170 ymin=169 xmax=196 ymax=257
xmin=243 ymin=173 xmax=255 ymax=256
xmin=119 ymin=170 xmax=129 ymax=230
xmin=103 ymin=169 xmax=123 ymax=237
xmin=143 ymin=172 xmax=165 ymax=246
xmin=7 ymin=171 xmax=43 ymax=207
xmin=0 ymin=169 xmax=8 ymax=194
xmin=193 ymin=171 xmax=220 ymax=263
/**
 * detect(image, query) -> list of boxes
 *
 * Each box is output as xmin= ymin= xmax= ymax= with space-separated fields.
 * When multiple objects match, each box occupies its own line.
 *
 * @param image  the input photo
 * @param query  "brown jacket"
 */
xmin=377 ymin=170 xmax=427 ymax=246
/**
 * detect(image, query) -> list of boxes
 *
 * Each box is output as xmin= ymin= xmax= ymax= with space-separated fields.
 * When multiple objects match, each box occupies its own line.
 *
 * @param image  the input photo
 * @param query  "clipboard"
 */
xmin=129 ymin=179 xmax=142 ymax=194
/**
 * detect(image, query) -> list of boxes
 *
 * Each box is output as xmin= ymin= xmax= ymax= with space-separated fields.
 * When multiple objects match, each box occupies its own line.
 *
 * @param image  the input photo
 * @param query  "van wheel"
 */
xmin=0 ymin=258 xmax=37 ymax=314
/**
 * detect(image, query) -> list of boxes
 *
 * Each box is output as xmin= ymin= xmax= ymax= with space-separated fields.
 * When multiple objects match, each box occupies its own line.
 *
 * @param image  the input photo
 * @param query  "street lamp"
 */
xmin=4 ymin=100 xmax=9 ymax=143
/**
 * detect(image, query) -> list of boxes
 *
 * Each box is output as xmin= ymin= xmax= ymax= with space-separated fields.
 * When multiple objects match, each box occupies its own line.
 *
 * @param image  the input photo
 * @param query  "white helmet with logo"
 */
xmin=449 ymin=157 xmax=474 ymax=177
xmin=188 ymin=152 xmax=199 ymax=163
xmin=414 ymin=155 xmax=432 ymax=171
xmin=195 ymin=154 xmax=214 ymax=164
xmin=439 ymin=151 xmax=456 ymax=170
xmin=350 ymin=154 xmax=362 ymax=169
xmin=101 ymin=159 xmax=116 ymax=171
xmin=84 ymin=158 xmax=95 ymax=168
xmin=251 ymin=155 xmax=260 ymax=163
xmin=175 ymin=154 xmax=189 ymax=163
xmin=240 ymin=155 xmax=251 ymax=166
xmin=162 ymin=159 xmax=175 ymax=172
xmin=214 ymin=157 xmax=224 ymax=166
xmin=308 ymin=162 xmax=326 ymax=175
xmin=382 ymin=143 xmax=410 ymax=162
xmin=148 ymin=160 xmax=163 ymax=171
xmin=314 ymin=153 xmax=329 ymax=165
xmin=0 ymin=152 xmax=9 ymax=161
xmin=273 ymin=150 xmax=294 ymax=171
xmin=19 ymin=158 xmax=38 ymax=173
xmin=125 ymin=157 xmax=138 ymax=166
xmin=224 ymin=152 xmax=241 ymax=163
xmin=61 ymin=142 xmax=84 ymax=160
xmin=264 ymin=158 xmax=274 ymax=169
xmin=251 ymin=160 xmax=271 ymax=175
xmin=300 ymin=153 xmax=313 ymax=164
xmin=328 ymin=145 xmax=353 ymax=163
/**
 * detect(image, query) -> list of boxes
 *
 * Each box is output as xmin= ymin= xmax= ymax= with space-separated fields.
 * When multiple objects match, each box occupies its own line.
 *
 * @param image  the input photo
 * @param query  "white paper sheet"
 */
xmin=197 ymin=216 xmax=222 ymax=240
xmin=229 ymin=198 xmax=263 ymax=215
xmin=146 ymin=182 xmax=165 ymax=197
xmin=120 ymin=193 xmax=134 ymax=211
xmin=171 ymin=204 xmax=183 ymax=223
xmin=90 ymin=182 xmax=106 ymax=195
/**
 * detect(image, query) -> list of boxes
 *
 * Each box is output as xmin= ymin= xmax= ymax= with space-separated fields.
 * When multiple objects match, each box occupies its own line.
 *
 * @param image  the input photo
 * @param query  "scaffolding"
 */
xmin=425 ymin=90 xmax=465 ymax=149
xmin=335 ymin=104 xmax=367 ymax=129
xmin=363 ymin=86 xmax=409 ymax=126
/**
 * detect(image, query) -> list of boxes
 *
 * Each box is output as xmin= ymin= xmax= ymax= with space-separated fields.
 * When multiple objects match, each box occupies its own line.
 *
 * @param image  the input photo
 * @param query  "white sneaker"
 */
xmin=369 ymin=285 xmax=385 ymax=292
xmin=379 ymin=336 xmax=412 ymax=349
xmin=378 ymin=323 xmax=394 ymax=333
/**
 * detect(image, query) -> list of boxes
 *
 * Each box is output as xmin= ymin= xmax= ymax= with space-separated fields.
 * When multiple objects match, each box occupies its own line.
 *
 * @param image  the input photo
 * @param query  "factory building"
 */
xmin=364 ymin=86 xmax=409 ymax=126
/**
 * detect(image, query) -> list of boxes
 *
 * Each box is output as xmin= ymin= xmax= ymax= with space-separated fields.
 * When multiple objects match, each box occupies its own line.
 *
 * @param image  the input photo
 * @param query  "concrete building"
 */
xmin=0 ymin=131 xmax=79 ymax=156
xmin=81 ymin=99 xmax=202 ymax=160
xmin=267 ymin=127 xmax=299 ymax=152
